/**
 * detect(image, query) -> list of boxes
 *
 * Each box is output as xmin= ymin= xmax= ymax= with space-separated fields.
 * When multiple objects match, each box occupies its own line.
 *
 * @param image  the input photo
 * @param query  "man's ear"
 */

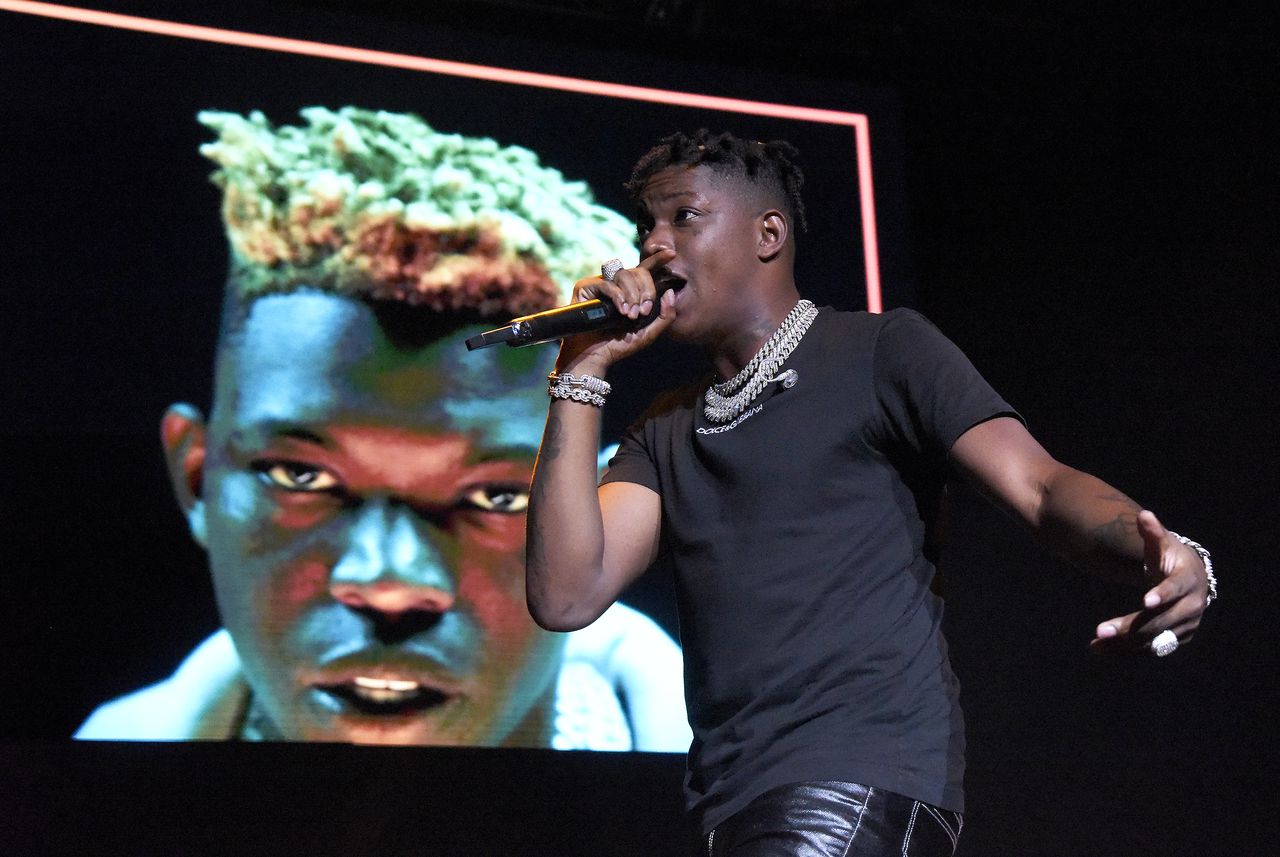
xmin=756 ymin=209 xmax=788 ymax=261
xmin=161 ymin=403 xmax=210 ymax=548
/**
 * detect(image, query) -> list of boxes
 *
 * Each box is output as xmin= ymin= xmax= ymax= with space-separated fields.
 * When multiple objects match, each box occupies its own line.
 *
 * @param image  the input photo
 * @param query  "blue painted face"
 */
xmin=199 ymin=291 xmax=564 ymax=745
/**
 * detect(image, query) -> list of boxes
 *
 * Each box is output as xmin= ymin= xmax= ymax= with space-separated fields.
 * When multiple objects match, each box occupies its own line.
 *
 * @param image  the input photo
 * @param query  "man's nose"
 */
xmin=641 ymin=225 xmax=672 ymax=259
xmin=329 ymin=500 xmax=456 ymax=618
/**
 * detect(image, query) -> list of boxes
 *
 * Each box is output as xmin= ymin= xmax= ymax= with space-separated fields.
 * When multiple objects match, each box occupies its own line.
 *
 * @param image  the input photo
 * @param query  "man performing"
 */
xmin=77 ymin=108 xmax=690 ymax=751
xmin=524 ymin=130 xmax=1215 ymax=854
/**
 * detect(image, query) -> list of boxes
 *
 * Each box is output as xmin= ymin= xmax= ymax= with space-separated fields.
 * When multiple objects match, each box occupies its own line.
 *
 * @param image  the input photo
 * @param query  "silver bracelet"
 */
xmin=548 ymin=371 xmax=611 ymax=408
xmin=1168 ymin=531 xmax=1217 ymax=607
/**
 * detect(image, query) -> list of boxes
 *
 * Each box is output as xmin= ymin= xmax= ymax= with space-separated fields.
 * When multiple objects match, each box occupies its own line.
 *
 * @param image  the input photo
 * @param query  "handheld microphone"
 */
xmin=464 ymin=297 xmax=658 ymax=350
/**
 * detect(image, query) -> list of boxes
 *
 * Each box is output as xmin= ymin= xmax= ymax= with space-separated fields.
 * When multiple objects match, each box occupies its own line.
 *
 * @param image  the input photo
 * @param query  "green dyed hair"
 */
xmin=200 ymin=107 xmax=636 ymax=318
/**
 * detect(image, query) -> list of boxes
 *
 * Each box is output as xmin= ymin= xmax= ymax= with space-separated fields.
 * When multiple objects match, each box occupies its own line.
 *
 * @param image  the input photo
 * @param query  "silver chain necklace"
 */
xmin=703 ymin=299 xmax=818 ymax=423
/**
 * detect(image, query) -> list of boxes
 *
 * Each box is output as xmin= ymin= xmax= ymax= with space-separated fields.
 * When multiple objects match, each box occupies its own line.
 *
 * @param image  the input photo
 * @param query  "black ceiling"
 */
xmin=281 ymin=0 xmax=1275 ymax=75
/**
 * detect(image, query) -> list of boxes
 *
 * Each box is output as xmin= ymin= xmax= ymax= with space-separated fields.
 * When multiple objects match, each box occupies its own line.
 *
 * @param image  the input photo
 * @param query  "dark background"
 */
xmin=2 ymin=1 xmax=1276 ymax=855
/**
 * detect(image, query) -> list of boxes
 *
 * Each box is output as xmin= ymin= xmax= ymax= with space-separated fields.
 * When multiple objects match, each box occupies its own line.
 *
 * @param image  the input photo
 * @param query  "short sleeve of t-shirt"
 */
xmin=602 ymin=384 xmax=698 ymax=492
xmin=870 ymin=308 xmax=1022 ymax=468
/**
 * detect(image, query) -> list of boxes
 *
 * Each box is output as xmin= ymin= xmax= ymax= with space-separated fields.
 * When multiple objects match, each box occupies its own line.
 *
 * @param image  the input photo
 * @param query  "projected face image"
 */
xmin=169 ymin=291 xmax=564 ymax=745
xmin=65 ymin=107 xmax=692 ymax=749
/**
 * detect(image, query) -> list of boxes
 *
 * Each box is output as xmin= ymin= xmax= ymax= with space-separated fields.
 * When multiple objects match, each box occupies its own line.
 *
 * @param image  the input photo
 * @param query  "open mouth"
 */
xmin=656 ymin=274 xmax=687 ymax=305
xmin=657 ymin=274 xmax=686 ymax=293
xmin=315 ymin=676 xmax=454 ymax=716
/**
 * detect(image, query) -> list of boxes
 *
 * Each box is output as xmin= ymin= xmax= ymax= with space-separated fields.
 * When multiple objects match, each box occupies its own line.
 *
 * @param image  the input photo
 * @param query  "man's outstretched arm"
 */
xmin=950 ymin=416 xmax=1212 ymax=653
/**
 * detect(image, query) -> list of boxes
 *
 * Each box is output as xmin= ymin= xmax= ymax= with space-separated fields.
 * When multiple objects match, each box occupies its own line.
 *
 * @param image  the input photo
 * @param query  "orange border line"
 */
xmin=1 ymin=0 xmax=882 ymax=311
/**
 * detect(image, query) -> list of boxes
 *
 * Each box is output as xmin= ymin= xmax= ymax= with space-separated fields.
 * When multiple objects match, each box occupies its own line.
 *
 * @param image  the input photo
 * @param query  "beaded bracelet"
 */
xmin=1169 ymin=531 xmax=1217 ymax=606
xmin=548 ymin=371 xmax=611 ymax=408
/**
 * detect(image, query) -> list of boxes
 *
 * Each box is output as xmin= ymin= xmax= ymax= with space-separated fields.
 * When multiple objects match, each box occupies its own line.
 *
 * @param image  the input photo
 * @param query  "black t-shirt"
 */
xmin=603 ymin=308 xmax=1020 ymax=832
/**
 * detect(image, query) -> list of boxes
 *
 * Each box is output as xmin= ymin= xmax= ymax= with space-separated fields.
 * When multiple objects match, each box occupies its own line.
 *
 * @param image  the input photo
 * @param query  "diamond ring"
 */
xmin=1150 ymin=629 xmax=1179 ymax=657
xmin=601 ymin=259 xmax=624 ymax=282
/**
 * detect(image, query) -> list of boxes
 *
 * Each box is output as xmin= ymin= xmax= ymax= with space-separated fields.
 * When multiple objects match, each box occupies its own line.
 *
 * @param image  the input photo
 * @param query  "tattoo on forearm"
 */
xmin=528 ymin=412 xmax=561 ymax=571
xmin=527 ymin=519 xmax=548 ymax=576
xmin=1087 ymin=492 xmax=1141 ymax=553
xmin=541 ymin=411 xmax=564 ymax=462
xmin=1089 ymin=513 xmax=1139 ymax=551
xmin=1097 ymin=491 xmax=1141 ymax=511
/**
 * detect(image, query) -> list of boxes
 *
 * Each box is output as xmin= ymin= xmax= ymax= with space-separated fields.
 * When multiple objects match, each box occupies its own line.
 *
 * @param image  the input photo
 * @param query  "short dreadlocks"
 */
xmin=624 ymin=129 xmax=808 ymax=235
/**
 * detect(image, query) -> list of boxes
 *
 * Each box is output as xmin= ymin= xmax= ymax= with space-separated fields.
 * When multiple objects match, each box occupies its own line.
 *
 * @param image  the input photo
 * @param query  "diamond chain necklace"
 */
xmin=703 ymin=299 xmax=818 ymax=423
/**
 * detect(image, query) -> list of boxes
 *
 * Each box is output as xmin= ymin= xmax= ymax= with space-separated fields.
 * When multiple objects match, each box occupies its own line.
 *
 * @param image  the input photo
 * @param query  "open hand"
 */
xmin=1090 ymin=510 xmax=1210 ymax=656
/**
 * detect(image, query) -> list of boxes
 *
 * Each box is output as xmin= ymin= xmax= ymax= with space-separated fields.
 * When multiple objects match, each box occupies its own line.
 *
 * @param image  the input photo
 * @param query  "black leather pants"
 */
xmin=703 ymin=781 xmax=963 ymax=857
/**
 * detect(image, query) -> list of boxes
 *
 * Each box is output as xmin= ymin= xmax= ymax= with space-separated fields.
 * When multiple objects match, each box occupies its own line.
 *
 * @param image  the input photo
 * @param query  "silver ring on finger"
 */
xmin=601 ymin=259 xmax=624 ymax=282
xmin=1149 ymin=628 xmax=1179 ymax=657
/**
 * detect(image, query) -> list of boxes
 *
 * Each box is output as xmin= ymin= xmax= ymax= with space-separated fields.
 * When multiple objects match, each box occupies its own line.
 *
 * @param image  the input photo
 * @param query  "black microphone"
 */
xmin=464 ymin=297 xmax=658 ymax=350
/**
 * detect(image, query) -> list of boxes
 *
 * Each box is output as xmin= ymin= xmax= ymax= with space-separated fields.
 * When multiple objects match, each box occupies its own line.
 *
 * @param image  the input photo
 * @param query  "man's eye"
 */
xmin=674 ymin=208 xmax=698 ymax=222
xmin=255 ymin=462 xmax=339 ymax=492
xmin=462 ymin=485 xmax=530 ymax=514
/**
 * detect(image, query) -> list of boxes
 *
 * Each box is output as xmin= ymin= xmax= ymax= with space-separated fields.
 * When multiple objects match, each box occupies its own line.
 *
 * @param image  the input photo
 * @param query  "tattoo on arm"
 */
xmin=527 ymin=518 xmax=549 ymax=579
xmin=528 ymin=410 xmax=562 ymax=569
xmin=1087 ymin=491 xmax=1142 ymax=553
xmin=1097 ymin=491 xmax=1141 ymax=510
xmin=541 ymin=410 xmax=564 ymax=462
xmin=1088 ymin=513 xmax=1139 ymax=552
